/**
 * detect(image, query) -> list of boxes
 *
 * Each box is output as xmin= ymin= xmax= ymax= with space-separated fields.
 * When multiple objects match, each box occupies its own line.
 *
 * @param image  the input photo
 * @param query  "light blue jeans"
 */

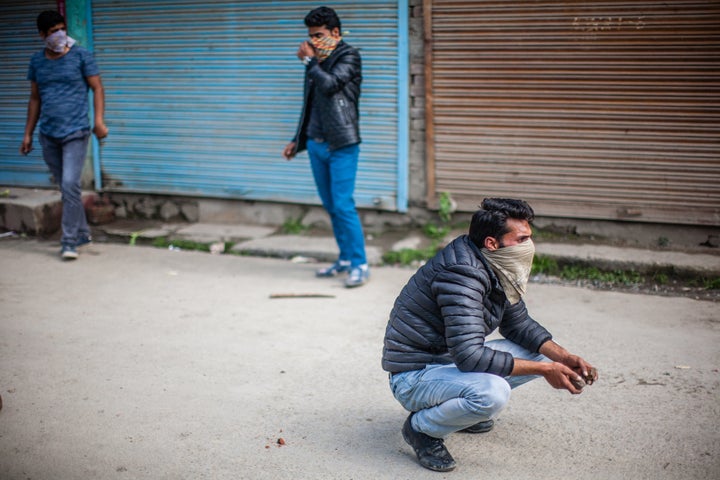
xmin=39 ymin=129 xmax=91 ymax=248
xmin=389 ymin=339 xmax=549 ymax=439
xmin=307 ymin=139 xmax=367 ymax=267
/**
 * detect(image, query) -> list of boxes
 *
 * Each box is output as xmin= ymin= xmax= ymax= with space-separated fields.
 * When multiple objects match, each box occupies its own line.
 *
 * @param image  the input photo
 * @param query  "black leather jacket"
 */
xmin=291 ymin=41 xmax=362 ymax=153
xmin=382 ymin=235 xmax=553 ymax=377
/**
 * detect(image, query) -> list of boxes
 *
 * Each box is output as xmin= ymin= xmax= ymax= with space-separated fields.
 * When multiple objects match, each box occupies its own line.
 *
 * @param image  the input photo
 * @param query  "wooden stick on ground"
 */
xmin=269 ymin=293 xmax=336 ymax=299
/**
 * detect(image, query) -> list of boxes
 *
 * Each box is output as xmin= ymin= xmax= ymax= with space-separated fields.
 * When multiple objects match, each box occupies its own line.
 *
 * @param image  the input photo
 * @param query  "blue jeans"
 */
xmin=39 ymin=129 xmax=91 ymax=247
xmin=389 ymin=339 xmax=549 ymax=439
xmin=307 ymin=139 xmax=367 ymax=267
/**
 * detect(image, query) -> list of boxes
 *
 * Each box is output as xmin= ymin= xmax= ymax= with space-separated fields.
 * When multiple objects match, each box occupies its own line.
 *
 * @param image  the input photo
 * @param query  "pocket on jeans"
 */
xmin=390 ymin=372 xmax=416 ymax=406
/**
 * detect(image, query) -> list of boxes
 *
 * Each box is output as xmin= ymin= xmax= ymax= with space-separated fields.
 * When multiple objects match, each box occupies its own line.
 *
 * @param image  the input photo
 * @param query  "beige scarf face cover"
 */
xmin=481 ymin=239 xmax=535 ymax=305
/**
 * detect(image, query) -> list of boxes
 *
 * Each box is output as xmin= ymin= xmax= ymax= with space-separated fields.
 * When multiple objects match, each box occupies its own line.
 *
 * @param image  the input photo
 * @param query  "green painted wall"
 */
xmin=65 ymin=0 xmax=97 ymax=188
xmin=65 ymin=0 xmax=90 ymax=48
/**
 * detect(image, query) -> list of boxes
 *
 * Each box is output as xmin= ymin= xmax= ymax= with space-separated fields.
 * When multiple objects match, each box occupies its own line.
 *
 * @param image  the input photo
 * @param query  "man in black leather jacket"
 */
xmin=382 ymin=198 xmax=597 ymax=472
xmin=283 ymin=6 xmax=369 ymax=288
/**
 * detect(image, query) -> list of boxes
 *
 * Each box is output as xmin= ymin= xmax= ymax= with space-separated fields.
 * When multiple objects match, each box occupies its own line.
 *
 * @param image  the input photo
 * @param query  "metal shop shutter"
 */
xmin=425 ymin=0 xmax=720 ymax=226
xmin=92 ymin=0 xmax=408 ymax=212
xmin=0 ymin=0 xmax=58 ymax=187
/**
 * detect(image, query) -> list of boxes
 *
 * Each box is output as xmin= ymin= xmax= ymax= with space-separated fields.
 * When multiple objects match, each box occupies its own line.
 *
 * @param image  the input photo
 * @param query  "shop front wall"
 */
xmin=426 ymin=0 xmax=720 ymax=226
xmin=0 ymin=1 xmax=59 ymax=187
xmin=91 ymin=0 xmax=409 ymax=212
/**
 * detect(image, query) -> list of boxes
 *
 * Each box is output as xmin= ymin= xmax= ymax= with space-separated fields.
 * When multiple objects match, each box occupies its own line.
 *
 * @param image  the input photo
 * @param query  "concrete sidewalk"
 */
xmin=2 ymin=187 xmax=719 ymax=277
xmin=94 ymin=219 xmax=720 ymax=277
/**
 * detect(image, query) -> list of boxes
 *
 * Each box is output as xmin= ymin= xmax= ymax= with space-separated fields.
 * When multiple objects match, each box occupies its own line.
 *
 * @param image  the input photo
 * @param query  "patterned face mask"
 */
xmin=45 ymin=29 xmax=75 ymax=52
xmin=311 ymin=34 xmax=341 ymax=62
xmin=481 ymin=239 xmax=536 ymax=305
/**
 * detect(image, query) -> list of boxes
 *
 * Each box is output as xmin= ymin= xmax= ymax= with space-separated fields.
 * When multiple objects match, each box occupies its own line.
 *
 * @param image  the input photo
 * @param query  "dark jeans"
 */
xmin=39 ymin=129 xmax=91 ymax=247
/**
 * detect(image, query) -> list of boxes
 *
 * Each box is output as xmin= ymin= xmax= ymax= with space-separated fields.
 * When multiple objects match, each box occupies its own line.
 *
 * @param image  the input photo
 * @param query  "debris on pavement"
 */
xmin=209 ymin=242 xmax=225 ymax=255
xmin=290 ymin=255 xmax=318 ymax=264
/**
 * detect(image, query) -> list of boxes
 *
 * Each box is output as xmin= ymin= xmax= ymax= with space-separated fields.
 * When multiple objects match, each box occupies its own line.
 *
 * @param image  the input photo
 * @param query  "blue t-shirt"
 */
xmin=27 ymin=46 xmax=99 ymax=138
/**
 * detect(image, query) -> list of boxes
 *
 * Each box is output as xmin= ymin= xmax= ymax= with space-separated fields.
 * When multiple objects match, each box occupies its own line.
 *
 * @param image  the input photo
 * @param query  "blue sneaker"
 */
xmin=60 ymin=245 xmax=78 ymax=260
xmin=345 ymin=264 xmax=369 ymax=288
xmin=316 ymin=260 xmax=351 ymax=278
xmin=76 ymin=234 xmax=93 ymax=248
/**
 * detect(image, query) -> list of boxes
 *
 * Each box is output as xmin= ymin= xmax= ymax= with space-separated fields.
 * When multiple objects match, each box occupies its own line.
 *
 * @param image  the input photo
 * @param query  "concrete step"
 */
xmin=0 ymin=187 xmax=63 ymax=236
xmin=2 ymin=186 xmax=718 ymax=277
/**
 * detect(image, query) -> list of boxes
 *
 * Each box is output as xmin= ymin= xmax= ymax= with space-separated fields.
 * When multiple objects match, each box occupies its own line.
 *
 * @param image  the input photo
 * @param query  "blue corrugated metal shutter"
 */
xmin=0 ymin=1 xmax=58 ymax=187
xmin=91 ymin=0 xmax=407 ymax=211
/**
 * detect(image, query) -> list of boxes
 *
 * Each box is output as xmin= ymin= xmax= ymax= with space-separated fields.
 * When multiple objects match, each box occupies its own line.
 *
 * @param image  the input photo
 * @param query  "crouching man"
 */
xmin=381 ymin=198 xmax=597 ymax=472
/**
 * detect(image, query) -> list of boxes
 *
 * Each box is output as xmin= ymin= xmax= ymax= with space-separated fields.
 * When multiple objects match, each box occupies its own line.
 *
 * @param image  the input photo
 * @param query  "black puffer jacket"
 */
xmin=382 ymin=235 xmax=552 ymax=377
xmin=291 ymin=41 xmax=361 ymax=153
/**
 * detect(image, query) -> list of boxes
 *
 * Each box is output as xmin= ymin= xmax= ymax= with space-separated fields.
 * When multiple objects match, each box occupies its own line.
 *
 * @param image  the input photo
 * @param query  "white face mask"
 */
xmin=45 ymin=29 xmax=75 ymax=53
xmin=481 ymin=239 xmax=535 ymax=305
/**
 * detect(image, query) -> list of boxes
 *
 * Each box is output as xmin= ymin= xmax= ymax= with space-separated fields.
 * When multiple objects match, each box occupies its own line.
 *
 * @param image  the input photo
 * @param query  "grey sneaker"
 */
xmin=61 ymin=245 xmax=78 ymax=260
xmin=316 ymin=260 xmax=351 ymax=278
xmin=344 ymin=264 xmax=369 ymax=288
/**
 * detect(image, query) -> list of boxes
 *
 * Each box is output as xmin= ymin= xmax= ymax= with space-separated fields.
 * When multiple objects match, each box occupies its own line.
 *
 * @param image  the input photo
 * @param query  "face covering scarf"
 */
xmin=311 ymin=35 xmax=341 ymax=62
xmin=45 ymin=30 xmax=75 ymax=53
xmin=481 ymin=239 xmax=535 ymax=305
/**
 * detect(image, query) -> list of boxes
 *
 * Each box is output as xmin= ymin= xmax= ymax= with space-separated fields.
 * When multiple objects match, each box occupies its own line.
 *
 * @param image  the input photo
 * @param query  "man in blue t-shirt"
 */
xmin=20 ymin=10 xmax=108 ymax=260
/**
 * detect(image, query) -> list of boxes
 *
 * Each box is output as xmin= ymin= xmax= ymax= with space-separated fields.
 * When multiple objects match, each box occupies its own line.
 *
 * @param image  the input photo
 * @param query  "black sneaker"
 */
xmin=460 ymin=419 xmax=494 ymax=434
xmin=402 ymin=414 xmax=456 ymax=472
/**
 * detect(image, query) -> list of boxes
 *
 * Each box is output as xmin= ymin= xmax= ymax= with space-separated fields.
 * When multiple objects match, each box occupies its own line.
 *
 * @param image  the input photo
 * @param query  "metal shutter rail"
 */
xmin=92 ymin=0 xmax=406 ymax=211
xmin=0 ymin=1 xmax=58 ymax=187
xmin=427 ymin=0 xmax=720 ymax=225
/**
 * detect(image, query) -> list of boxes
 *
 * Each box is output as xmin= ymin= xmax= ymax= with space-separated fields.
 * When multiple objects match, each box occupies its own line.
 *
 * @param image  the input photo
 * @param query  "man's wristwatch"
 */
xmin=302 ymin=56 xmax=313 ymax=66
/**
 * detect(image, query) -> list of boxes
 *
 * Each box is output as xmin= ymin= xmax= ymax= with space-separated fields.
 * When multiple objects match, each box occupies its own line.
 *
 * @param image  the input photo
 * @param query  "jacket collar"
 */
xmin=465 ymin=235 xmax=507 ymax=301
xmin=320 ymin=40 xmax=348 ymax=68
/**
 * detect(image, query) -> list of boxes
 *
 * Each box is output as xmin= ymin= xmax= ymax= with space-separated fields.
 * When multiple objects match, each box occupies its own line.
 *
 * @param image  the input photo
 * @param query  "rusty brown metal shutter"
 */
xmin=425 ymin=0 xmax=720 ymax=226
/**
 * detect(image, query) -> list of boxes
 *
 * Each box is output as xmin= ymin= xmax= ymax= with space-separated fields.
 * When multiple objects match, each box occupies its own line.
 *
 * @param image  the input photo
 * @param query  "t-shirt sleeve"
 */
xmin=27 ymin=59 xmax=36 ymax=82
xmin=81 ymin=49 xmax=100 ymax=77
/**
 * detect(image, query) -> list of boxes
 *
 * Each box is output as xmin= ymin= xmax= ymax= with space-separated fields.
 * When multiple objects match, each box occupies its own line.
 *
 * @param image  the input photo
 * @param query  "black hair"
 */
xmin=304 ymin=6 xmax=341 ymax=32
xmin=469 ymin=198 xmax=535 ymax=248
xmin=37 ymin=10 xmax=65 ymax=34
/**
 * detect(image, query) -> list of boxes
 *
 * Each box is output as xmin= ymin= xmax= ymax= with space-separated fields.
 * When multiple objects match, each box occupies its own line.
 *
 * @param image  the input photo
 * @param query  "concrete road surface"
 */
xmin=1 ymin=239 xmax=718 ymax=480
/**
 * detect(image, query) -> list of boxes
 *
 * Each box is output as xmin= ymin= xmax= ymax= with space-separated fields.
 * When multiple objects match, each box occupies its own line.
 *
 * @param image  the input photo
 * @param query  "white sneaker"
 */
xmin=345 ymin=264 xmax=369 ymax=288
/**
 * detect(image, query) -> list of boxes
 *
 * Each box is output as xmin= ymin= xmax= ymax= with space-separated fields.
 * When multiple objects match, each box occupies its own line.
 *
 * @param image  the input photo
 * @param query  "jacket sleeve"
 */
xmin=498 ymin=300 xmax=553 ymax=353
xmin=432 ymin=264 xmax=515 ymax=376
xmin=307 ymin=49 xmax=361 ymax=95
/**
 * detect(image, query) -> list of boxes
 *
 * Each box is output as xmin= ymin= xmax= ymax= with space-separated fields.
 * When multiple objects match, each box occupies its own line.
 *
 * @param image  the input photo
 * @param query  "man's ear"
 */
xmin=484 ymin=236 xmax=500 ymax=251
xmin=331 ymin=27 xmax=341 ymax=38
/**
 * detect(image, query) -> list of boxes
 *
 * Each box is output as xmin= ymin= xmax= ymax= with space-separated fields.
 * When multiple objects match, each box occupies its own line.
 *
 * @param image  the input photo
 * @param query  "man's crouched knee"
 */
xmin=463 ymin=374 xmax=511 ymax=419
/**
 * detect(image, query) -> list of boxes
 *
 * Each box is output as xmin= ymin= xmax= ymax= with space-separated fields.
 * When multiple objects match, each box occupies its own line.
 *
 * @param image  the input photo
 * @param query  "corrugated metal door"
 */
xmin=92 ymin=0 xmax=408 ymax=212
xmin=426 ymin=0 xmax=720 ymax=226
xmin=0 ymin=0 xmax=58 ymax=187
